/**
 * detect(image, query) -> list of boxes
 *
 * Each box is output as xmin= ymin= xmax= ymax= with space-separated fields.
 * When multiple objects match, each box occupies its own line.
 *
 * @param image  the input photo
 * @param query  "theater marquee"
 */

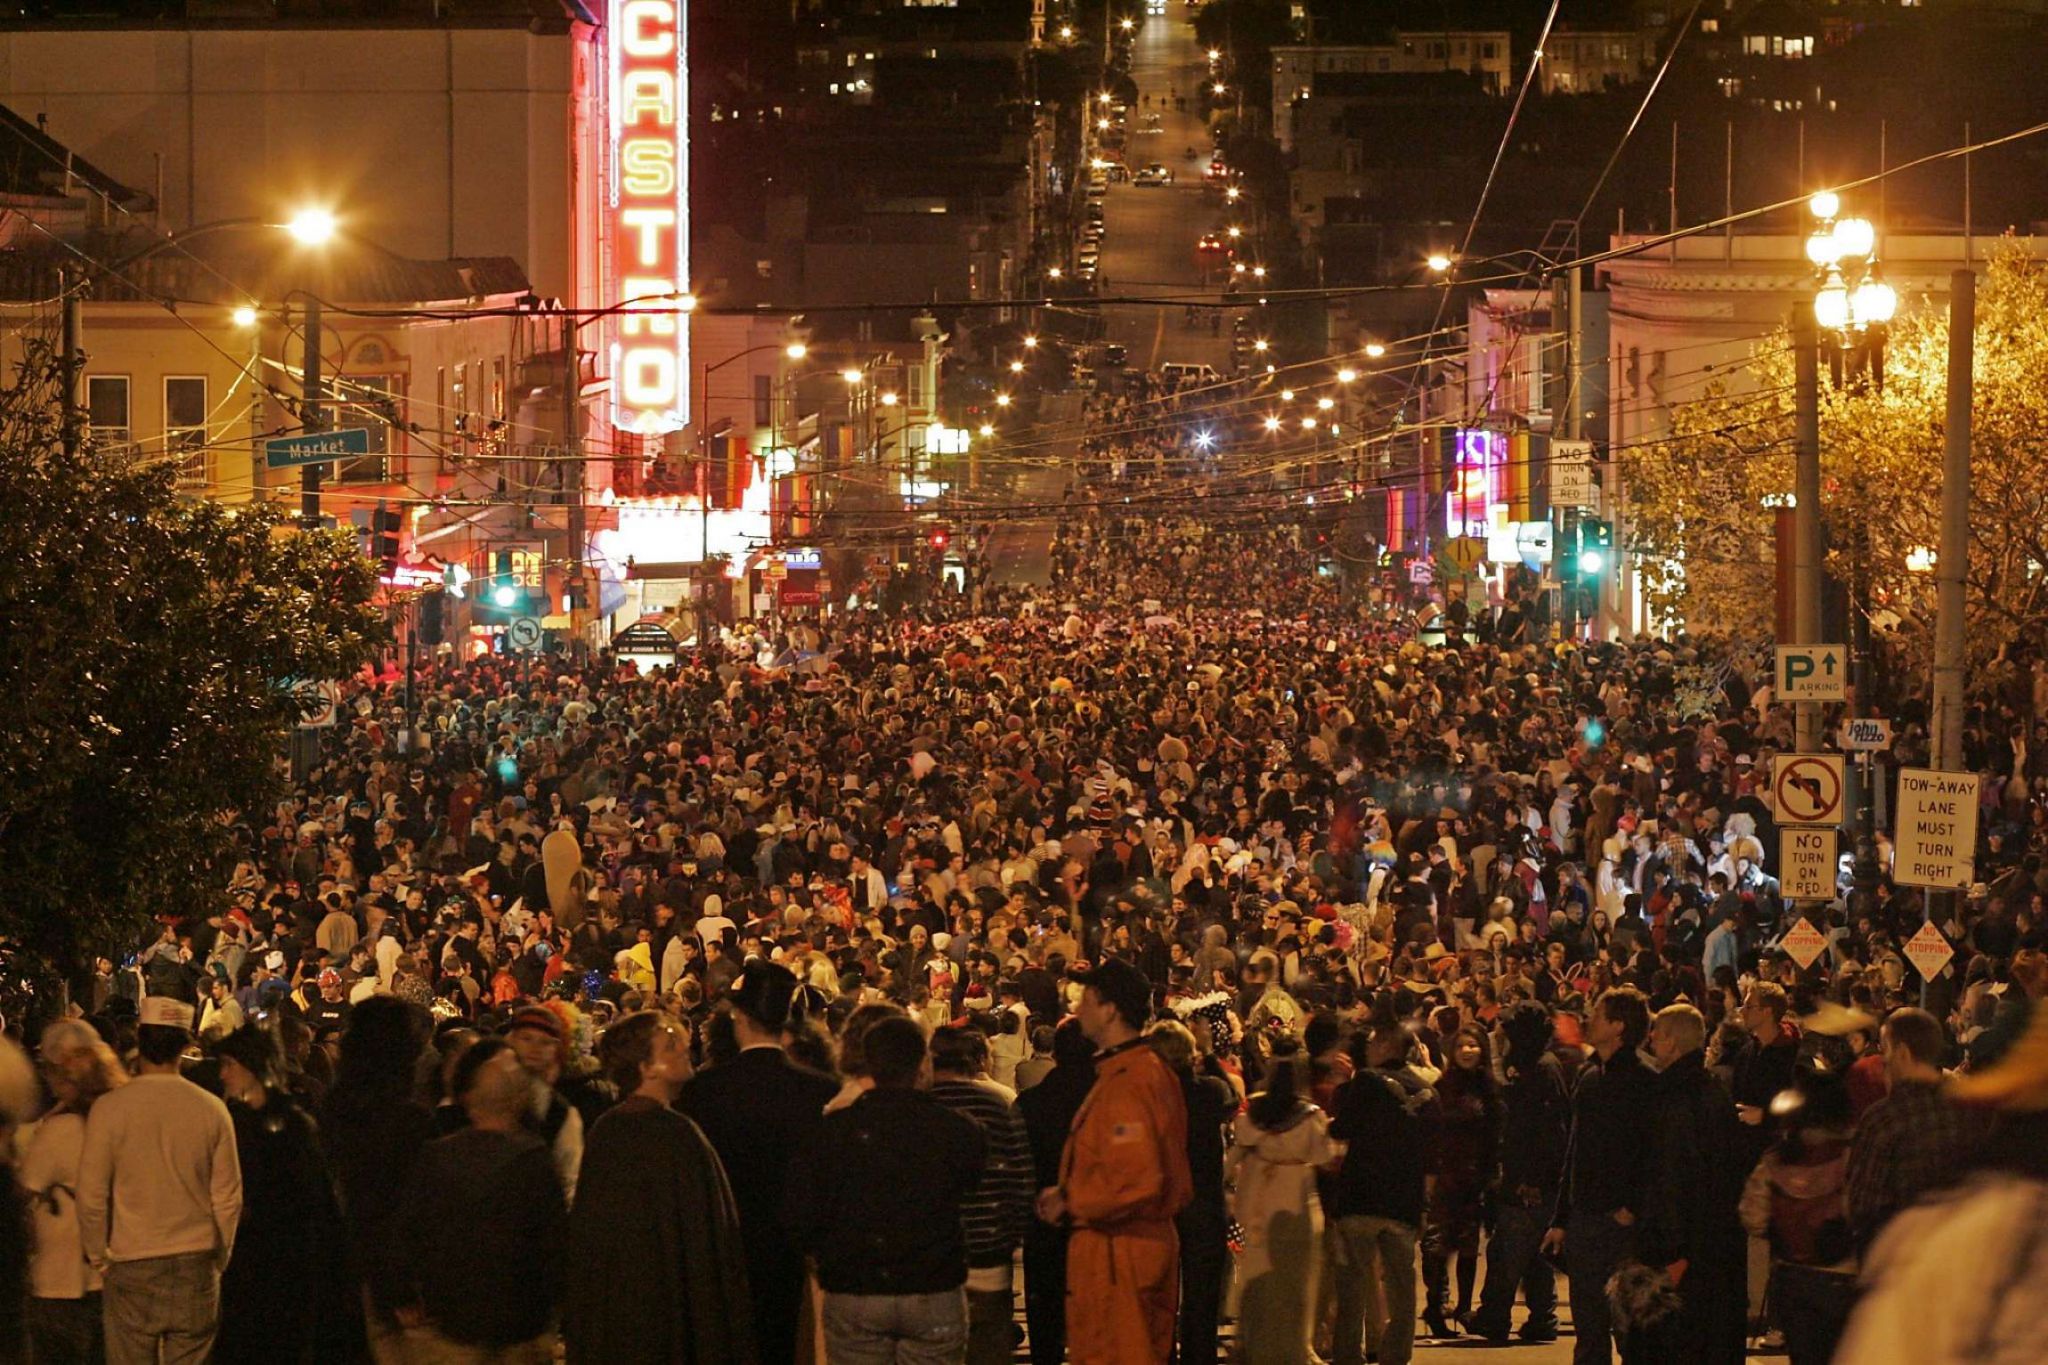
xmin=607 ymin=0 xmax=689 ymax=435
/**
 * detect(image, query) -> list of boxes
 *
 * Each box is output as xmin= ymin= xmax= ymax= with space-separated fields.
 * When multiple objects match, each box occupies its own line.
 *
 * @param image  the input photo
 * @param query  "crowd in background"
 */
xmin=4 ymin=400 xmax=2048 ymax=1365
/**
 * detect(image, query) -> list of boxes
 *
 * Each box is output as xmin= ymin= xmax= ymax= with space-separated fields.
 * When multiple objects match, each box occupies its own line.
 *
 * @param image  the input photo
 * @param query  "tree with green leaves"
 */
xmin=1622 ymin=243 xmax=2048 ymax=680
xmin=0 ymin=330 xmax=385 ymax=997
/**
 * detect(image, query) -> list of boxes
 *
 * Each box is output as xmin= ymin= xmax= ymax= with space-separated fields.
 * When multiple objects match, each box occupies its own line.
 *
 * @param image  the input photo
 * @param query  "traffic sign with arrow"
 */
xmin=1773 ymin=753 xmax=1846 ymax=826
xmin=1776 ymin=644 xmax=1848 ymax=702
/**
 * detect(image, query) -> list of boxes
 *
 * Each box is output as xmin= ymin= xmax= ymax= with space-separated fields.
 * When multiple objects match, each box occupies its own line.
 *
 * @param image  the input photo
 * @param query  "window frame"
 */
xmin=86 ymin=374 xmax=132 ymax=450
xmin=163 ymin=374 xmax=210 ymax=485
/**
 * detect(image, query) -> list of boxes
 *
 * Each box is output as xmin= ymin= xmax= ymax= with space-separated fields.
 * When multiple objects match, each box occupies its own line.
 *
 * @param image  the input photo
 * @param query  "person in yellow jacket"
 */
xmin=1036 ymin=958 xmax=1193 ymax=1365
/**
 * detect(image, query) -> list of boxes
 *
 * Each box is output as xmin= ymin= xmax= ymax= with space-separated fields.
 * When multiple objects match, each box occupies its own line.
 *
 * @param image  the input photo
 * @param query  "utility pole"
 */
xmin=1792 ymin=301 xmax=1823 ymax=754
xmin=301 ymin=296 xmax=325 ymax=529
xmin=562 ymin=312 xmax=586 ymax=643
xmin=59 ymin=267 xmax=82 ymax=459
xmin=1930 ymin=269 xmax=1972 ymax=773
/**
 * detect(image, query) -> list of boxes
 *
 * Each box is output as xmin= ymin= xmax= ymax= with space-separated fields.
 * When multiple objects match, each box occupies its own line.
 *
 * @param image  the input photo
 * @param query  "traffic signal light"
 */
xmin=370 ymin=504 xmax=402 ymax=577
xmin=416 ymin=587 xmax=445 ymax=646
xmin=1578 ymin=518 xmax=1613 ymax=576
xmin=484 ymin=550 xmax=535 ymax=616
xmin=928 ymin=527 xmax=951 ymax=551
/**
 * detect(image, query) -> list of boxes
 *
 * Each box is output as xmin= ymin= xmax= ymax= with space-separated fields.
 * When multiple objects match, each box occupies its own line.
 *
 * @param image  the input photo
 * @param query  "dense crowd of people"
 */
xmin=4 ymin=388 xmax=2048 ymax=1365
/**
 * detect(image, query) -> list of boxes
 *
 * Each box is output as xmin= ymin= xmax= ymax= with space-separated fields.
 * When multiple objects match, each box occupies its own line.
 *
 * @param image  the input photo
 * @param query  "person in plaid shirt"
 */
xmin=1845 ymin=1007 xmax=1989 ymax=1248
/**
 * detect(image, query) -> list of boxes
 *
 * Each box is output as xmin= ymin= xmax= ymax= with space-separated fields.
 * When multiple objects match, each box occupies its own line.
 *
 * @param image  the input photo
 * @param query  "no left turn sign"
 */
xmin=1772 ymin=753 xmax=1846 ymax=826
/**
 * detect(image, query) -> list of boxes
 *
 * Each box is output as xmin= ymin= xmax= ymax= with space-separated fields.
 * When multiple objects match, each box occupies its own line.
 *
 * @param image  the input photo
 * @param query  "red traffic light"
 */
xmin=928 ymin=529 xmax=950 ymax=550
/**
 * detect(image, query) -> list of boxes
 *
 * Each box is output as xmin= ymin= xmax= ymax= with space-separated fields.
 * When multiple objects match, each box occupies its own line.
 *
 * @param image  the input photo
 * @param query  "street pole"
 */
xmin=1792 ymin=301 xmax=1823 ymax=755
xmin=301 ymin=296 xmax=325 ymax=529
xmin=59 ymin=267 xmax=82 ymax=459
xmin=1931 ymin=269 xmax=1972 ymax=773
xmin=562 ymin=313 xmax=586 ymax=642
xmin=1923 ymin=268 xmax=1974 ymax=989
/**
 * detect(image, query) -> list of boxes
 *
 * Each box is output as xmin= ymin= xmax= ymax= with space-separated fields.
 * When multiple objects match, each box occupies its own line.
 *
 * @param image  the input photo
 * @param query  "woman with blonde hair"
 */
xmin=21 ymin=1019 xmax=127 ymax=1363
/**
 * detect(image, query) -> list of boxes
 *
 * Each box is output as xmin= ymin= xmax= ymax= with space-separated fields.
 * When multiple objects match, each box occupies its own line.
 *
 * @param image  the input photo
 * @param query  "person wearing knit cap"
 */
xmin=506 ymin=1004 xmax=584 ymax=1205
xmin=676 ymin=961 xmax=839 ymax=1365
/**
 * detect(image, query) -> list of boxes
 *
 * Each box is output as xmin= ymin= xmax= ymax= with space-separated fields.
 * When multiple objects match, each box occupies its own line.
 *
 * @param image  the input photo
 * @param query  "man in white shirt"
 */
xmin=77 ymin=997 xmax=241 ymax=1365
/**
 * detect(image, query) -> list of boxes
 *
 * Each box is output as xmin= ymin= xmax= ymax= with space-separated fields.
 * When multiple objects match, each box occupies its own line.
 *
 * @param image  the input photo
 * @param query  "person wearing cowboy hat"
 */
xmin=676 ymin=960 xmax=839 ymax=1365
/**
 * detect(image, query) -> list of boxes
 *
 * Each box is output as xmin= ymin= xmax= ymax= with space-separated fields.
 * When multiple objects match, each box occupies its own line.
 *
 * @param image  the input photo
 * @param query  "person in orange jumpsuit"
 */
xmin=1037 ymin=958 xmax=1192 ymax=1365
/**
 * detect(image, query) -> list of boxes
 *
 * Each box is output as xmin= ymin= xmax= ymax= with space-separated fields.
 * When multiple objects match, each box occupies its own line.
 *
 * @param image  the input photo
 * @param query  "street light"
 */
xmin=1119 ymin=17 xmax=1134 ymax=30
xmin=1048 ymin=266 xmax=1064 ymax=280
xmin=1808 ymin=191 xmax=1895 ymax=389
xmin=1060 ymin=24 xmax=1074 ymax=39
xmin=1280 ymin=389 xmax=1296 ymax=401
xmin=841 ymin=368 xmax=864 ymax=384
xmin=1023 ymin=334 xmax=1038 ymax=349
xmin=285 ymin=207 xmax=338 ymax=246
xmin=1364 ymin=342 xmax=1387 ymax=359
xmin=979 ymin=424 xmax=995 ymax=437
xmin=1009 ymin=359 xmax=1026 ymax=373
xmin=995 ymin=393 xmax=1012 ymax=407
xmin=784 ymin=342 xmax=807 ymax=360
xmin=231 ymin=305 xmax=259 ymax=328
xmin=880 ymin=391 xmax=900 ymax=406
xmin=1426 ymin=253 xmax=1454 ymax=273
xmin=1335 ymin=367 xmax=1357 ymax=383
xmin=1263 ymin=415 xmax=1281 ymax=431
xmin=1252 ymin=338 xmax=1269 ymax=353
xmin=1208 ymin=48 xmax=1222 ymax=62
xmin=1316 ymin=396 xmax=1335 ymax=411
xmin=1225 ymin=187 xmax=1241 ymax=202
xmin=1212 ymin=83 xmax=1227 ymax=96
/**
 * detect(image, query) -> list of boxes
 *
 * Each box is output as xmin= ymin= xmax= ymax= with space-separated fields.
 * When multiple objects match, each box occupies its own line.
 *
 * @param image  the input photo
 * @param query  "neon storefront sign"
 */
xmin=1447 ymin=428 xmax=1503 ymax=539
xmin=607 ymin=0 xmax=689 ymax=435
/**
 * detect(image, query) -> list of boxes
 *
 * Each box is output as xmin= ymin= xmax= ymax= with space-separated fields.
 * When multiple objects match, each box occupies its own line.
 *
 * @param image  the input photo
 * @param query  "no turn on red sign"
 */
xmin=1779 ymin=826 xmax=1838 ymax=902
xmin=1773 ymin=753 xmax=1847 ymax=826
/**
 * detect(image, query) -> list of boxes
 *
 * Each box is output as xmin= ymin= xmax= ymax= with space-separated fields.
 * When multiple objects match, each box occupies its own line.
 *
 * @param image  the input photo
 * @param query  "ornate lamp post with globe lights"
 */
xmin=1806 ymin=191 xmax=1898 ymax=391
xmin=1806 ymin=189 xmax=1897 ymax=916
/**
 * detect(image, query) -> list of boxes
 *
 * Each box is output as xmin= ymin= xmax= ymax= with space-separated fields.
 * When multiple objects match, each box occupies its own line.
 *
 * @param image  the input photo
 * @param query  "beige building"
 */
xmin=0 ymin=15 xmax=589 ymax=303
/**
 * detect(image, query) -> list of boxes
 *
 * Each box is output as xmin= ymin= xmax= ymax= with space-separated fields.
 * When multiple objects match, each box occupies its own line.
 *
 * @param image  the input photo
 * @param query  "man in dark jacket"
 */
xmin=1472 ymin=1001 xmax=1571 ymax=1344
xmin=1638 ymin=1003 xmax=1748 ymax=1365
xmin=675 ymin=961 xmax=839 ymax=1365
xmin=1016 ymin=1020 xmax=1094 ymax=1365
xmin=397 ymin=1039 xmax=569 ymax=1357
xmin=1542 ymin=986 xmax=1656 ymax=1365
xmin=786 ymin=1016 xmax=985 ymax=1362
xmin=1729 ymin=981 xmax=1800 ymax=1164
xmin=1326 ymin=1022 xmax=1437 ymax=1365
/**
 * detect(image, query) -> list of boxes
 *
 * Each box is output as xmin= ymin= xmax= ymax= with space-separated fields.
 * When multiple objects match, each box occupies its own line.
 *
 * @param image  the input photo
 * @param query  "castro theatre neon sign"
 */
xmin=608 ymin=0 xmax=689 ymax=435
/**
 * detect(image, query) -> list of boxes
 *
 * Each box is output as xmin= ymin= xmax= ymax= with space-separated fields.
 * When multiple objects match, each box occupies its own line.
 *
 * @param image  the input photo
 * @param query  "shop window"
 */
xmin=164 ymin=376 xmax=209 ymax=486
xmin=87 ymin=375 xmax=131 ymax=451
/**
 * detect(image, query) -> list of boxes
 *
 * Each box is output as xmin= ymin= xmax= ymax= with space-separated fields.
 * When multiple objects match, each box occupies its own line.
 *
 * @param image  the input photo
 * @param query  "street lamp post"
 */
xmin=1806 ymin=191 xmax=1899 ymax=914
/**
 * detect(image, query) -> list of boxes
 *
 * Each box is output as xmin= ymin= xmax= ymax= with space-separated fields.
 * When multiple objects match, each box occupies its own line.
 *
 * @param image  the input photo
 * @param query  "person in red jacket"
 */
xmin=1036 ymin=958 xmax=1192 ymax=1365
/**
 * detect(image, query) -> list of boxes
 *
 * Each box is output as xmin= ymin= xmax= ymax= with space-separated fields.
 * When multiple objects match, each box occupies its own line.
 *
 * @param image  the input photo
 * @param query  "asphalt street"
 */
xmin=1096 ymin=10 xmax=1240 ymax=375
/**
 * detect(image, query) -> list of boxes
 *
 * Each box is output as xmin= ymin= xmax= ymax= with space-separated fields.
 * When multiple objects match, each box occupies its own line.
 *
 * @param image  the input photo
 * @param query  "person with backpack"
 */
xmin=1739 ymin=1068 xmax=1858 ymax=1365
